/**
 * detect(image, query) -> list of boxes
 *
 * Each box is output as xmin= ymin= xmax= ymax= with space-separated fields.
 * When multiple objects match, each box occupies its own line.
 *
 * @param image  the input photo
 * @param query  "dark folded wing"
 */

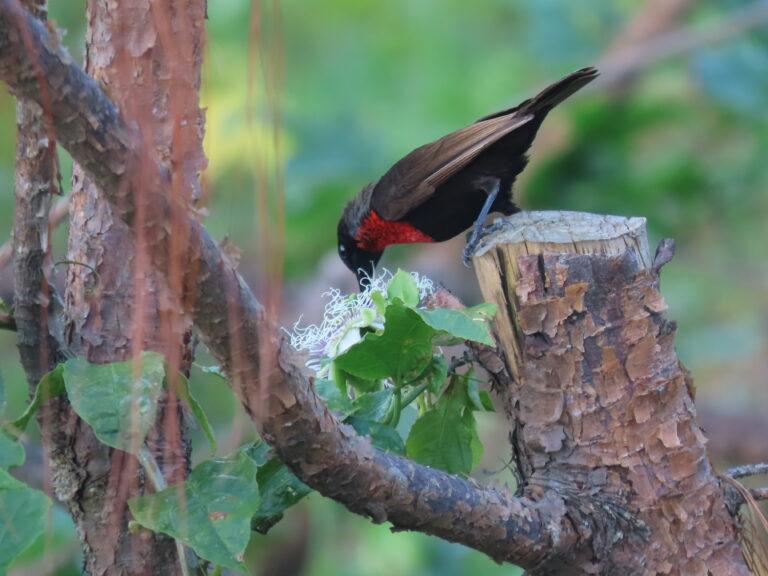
xmin=371 ymin=113 xmax=533 ymax=221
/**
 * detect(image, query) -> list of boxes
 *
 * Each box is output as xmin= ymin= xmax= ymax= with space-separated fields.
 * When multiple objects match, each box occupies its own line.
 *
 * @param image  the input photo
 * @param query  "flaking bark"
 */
xmin=473 ymin=211 xmax=750 ymax=575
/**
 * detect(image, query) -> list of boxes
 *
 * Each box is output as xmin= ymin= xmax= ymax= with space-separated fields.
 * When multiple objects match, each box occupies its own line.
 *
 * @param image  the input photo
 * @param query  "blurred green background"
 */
xmin=2 ymin=0 xmax=767 ymax=574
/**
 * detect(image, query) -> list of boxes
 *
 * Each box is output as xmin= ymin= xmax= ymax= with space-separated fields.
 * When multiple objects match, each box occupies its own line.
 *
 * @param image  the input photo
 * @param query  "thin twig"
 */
xmin=599 ymin=1 xmax=768 ymax=89
xmin=751 ymin=488 xmax=768 ymax=502
xmin=726 ymin=462 xmax=768 ymax=479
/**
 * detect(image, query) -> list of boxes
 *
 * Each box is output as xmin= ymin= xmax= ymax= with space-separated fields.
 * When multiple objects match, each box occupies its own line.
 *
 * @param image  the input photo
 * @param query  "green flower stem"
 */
xmin=401 ymin=381 xmax=431 ymax=410
xmin=387 ymin=388 xmax=403 ymax=427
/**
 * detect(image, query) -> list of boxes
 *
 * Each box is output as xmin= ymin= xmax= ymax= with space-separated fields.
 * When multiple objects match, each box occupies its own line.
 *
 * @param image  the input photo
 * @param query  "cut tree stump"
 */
xmin=471 ymin=211 xmax=751 ymax=576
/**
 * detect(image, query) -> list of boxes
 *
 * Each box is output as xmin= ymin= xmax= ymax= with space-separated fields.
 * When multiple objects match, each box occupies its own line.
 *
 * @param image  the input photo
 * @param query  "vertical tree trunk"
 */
xmin=473 ymin=211 xmax=750 ymax=575
xmin=54 ymin=1 xmax=207 ymax=573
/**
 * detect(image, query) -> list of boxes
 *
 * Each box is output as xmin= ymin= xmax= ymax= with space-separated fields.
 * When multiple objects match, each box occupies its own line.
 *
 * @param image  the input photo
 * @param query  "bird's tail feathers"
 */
xmin=519 ymin=66 xmax=598 ymax=115
xmin=477 ymin=67 xmax=598 ymax=123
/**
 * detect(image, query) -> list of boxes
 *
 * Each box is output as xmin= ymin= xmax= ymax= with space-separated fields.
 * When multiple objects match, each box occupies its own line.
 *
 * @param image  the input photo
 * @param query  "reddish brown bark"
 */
xmin=13 ymin=0 xmax=207 ymax=573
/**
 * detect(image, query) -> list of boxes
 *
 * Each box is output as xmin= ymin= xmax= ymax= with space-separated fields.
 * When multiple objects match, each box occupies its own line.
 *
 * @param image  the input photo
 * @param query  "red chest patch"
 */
xmin=356 ymin=210 xmax=435 ymax=253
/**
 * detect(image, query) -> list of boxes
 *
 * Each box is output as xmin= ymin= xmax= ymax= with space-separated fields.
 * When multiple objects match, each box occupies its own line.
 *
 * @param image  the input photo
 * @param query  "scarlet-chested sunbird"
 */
xmin=337 ymin=67 xmax=598 ymax=287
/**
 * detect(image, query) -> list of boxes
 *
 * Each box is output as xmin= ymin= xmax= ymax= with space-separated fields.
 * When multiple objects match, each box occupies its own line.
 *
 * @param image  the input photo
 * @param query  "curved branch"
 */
xmin=0 ymin=0 xmax=570 ymax=567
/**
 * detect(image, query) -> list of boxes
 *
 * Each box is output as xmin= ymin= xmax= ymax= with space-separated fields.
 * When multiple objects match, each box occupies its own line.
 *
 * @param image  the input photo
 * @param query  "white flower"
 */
xmin=286 ymin=269 xmax=435 ymax=376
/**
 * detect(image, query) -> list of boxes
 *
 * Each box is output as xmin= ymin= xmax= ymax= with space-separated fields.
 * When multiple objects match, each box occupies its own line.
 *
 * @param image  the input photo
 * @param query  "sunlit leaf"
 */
xmin=387 ymin=269 xmax=420 ymax=307
xmin=414 ymin=303 xmax=496 ymax=346
xmin=335 ymin=302 xmax=434 ymax=383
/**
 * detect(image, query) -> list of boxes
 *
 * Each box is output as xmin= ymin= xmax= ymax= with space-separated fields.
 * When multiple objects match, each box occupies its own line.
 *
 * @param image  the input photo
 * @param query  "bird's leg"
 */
xmin=462 ymin=179 xmax=500 ymax=267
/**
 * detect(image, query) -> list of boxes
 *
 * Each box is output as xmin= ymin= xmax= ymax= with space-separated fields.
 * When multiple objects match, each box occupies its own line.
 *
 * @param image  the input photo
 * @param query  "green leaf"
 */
xmin=405 ymin=374 xmax=483 ymax=475
xmin=344 ymin=371 xmax=380 ymax=394
xmin=129 ymin=451 xmax=259 ymax=572
xmin=414 ymin=303 xmax=496 ymax=346
xmin=406 ymin=405 xmax=480 ymax=476
xmin=345 ymin=417 xmax=406 ymax=455
xmin=386 ymin=269 xmax=420 ymax=307
xmin=466 ymin=377 xmax=485 ymax=412
xmin=478 ymin=390 xmax=495 ymax=412
xmin=0 ymin=468 xmax=50 ymax=574
xmin=4 ymin=366 xmax=66 ymax=437
xmin=0 ymin=432 xmax=25 ymax=469
xmin=176 ymin=373 xmax=217 ymax=456
xmin=470 ymin=416 xmax=484 ymax=470
xmin=252 ymin=458 xmax=312 ymax=534
xmin=242 ymin=440 xmax=271 ymax=466
xmin=313 ymin=378 xmax=353 ymax=413
xmin=349 ymin=388 xmax=395 ymax=422
xmin=0 ymin=370 xmax=5 ymax=417
xmin=370 ymin=290 xmax=388 ymax=316
xmin=422 ymin=356 xmax=449 ymax=395
xmin=63 ymin=352 xmax=164 ymax=454
xmin=335 ymin=302 xmax=434 ymax=384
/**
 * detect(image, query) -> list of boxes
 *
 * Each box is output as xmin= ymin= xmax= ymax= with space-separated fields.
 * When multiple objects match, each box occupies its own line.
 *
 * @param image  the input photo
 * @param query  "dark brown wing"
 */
xmin=372 ymin=113 xmax=533 ymax=221
xmin=371 ymin=66 xmax=598 ymax=222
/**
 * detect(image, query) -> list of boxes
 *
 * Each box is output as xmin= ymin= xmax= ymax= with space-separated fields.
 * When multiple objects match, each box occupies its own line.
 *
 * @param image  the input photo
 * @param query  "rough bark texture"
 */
xmin=0 ymin=5 xmax=581 ymax=567
xmin=474 ymin=211 xmax=750 ymax=575
xmin=12 ymin=0 xmax=62 ymax=383
xmin=15 ymin=0 xmax=206 ymax=573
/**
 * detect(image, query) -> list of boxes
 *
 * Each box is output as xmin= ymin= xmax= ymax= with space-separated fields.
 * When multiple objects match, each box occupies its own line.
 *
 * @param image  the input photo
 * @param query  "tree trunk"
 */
xmin=56 ymin=1 xmax=206 ymax=573
xmin=473 ymin=211 xmax=750 ymax=575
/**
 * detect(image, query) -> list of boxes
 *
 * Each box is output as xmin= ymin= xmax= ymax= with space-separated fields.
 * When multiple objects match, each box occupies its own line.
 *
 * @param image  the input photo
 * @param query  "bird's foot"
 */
xmin=462 ymin=218 xmax=514 ymax=267
xmin=463 ymin=180 xmax=501 ymax=267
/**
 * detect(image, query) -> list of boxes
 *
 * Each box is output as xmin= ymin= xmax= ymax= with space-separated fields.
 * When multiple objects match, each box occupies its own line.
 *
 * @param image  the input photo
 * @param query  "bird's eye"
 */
xmin=339 ymin=245 xmax=346 ymax=254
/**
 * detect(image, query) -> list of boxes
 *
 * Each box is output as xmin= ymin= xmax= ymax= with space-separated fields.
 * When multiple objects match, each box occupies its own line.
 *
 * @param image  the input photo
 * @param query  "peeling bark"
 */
xmin=474 ymin=211 xmax=751 ymax=575
xmin=9 ymin=0 xmax=206 ymax=573
xmin=12 ymin=0 xmax=62 ymax=384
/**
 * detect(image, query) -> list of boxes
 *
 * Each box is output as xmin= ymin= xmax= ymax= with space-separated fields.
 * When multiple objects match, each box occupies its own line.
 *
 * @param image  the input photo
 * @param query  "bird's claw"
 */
xmin=462 ymin=244 xmax=475 ymax=268
xmin=463 ymin=219 xmax=515 ymax=267
xmin=462 ymin=226 xmax=484 ymax=267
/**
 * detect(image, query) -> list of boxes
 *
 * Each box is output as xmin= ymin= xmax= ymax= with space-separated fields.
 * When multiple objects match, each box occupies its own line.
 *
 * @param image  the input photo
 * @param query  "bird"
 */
xmin=337 ymin=66 xmax=598 ymax=287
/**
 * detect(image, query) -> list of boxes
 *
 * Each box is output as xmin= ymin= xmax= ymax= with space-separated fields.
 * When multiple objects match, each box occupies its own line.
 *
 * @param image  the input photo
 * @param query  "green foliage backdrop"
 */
xmin=1 ymin=0 xmax=767 ymax=573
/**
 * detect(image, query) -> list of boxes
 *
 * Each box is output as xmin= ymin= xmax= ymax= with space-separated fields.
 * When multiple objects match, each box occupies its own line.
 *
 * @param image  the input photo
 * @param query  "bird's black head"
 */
xmin=337 ymin=217 xmax=383 ymax=289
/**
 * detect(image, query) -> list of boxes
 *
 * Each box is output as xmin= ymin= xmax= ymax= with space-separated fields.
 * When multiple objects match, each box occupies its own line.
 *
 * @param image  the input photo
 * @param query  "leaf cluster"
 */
xmin=317 ymin=270 xmax=496 ymax=475
xmin=0 ymin=272 xmax=498 ymax=572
